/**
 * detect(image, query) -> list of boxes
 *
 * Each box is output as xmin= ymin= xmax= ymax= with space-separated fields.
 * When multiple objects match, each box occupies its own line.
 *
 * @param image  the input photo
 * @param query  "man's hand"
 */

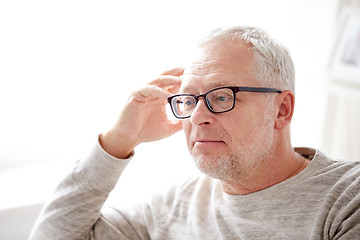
xmin=100 ymin=68 xmax=184 ymax=159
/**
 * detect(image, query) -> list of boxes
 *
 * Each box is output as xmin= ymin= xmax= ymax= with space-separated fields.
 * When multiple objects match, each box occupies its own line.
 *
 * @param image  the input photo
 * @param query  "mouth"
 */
xmin=192 ymin=140 xmax=226 ymax=148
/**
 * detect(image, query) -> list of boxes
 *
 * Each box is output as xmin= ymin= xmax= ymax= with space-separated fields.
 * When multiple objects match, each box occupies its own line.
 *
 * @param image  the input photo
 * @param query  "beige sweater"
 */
xmin=29 ymin=141 xmax=360 ymax=239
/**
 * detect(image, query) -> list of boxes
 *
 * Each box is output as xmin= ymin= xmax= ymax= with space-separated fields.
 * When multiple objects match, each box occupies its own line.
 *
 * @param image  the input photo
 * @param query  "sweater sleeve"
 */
xmin=328 ymin=166 xmax=360 ymax=239
xmin=28 ymin=139 xmax=133 ymax=240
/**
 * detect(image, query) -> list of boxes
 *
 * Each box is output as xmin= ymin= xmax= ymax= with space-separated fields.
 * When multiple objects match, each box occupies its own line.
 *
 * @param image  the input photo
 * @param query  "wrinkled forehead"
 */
xmin=180 ymin=40 xmax=256 ymax=93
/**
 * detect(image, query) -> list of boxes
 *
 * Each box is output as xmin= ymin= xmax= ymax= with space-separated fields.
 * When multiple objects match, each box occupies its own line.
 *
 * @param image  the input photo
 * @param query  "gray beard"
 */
xmin=193 ymin=153 xmax=240 ymax=180
xmin=192 ymin=120 xmax=274 ymax=181
xmin=192 ymin=97 xmax=275 ymax=181
xmin=192 ymin=150 xmax=269 ymax=181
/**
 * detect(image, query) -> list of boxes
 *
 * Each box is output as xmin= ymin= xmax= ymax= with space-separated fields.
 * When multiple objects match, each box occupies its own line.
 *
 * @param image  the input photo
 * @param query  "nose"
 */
xmin=189 ymin=98 xmax=213 ymax=126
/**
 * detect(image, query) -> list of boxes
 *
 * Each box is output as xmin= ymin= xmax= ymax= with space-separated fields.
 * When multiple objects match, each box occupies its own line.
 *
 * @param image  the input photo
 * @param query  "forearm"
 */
xmin=29 ymin=139 xmax=131 ymax=240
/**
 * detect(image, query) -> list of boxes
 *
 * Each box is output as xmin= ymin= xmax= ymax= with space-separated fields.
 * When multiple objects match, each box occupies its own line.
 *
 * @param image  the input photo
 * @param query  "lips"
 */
xmin=194 ymin=140 xmax=224 ymax=144
xmin=192 ymin=139 xmax=226 ymax=147
xmin=189 ymin=130 xmax=228 ymax=150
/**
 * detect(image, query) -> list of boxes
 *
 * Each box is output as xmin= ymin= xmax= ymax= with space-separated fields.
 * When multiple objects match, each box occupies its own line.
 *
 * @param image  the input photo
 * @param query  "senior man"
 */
xmin=30 ymin=26 xmax=360 ymax=239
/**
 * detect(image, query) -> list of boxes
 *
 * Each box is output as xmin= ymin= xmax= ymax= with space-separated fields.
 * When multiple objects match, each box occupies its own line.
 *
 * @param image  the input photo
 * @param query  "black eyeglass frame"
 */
xmin=167 ymin=86 xmax=283 ymax=119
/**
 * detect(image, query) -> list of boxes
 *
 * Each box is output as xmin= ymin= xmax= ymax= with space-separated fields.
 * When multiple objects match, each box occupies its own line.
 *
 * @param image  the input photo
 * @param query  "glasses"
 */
xmin=167 ymin=86 xmax=282 ymax=119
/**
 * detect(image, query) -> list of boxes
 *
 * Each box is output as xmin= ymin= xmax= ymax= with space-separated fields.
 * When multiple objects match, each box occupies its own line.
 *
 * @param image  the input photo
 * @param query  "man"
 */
xmin=29 ymin=26 xmax=360 ymax=239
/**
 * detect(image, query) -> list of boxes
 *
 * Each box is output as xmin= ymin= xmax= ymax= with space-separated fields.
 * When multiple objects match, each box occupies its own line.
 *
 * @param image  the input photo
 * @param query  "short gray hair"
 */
xmin=199 ymin=26 xmax=295 ymax=92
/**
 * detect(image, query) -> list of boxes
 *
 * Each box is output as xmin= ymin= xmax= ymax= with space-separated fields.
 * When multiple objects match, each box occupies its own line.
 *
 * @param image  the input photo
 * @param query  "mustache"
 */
xmin=190 ymin=129 xmax=229 ymax=143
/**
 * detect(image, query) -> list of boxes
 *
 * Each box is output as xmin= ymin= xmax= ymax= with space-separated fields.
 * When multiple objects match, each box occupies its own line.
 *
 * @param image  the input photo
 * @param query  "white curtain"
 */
xmin=322 ymin=85 xmax=360 ymax=160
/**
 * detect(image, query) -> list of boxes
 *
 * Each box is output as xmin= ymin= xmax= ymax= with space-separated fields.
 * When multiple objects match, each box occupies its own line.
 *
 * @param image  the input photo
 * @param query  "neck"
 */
xmin=221 ymin=143 xmax=310 ymax=195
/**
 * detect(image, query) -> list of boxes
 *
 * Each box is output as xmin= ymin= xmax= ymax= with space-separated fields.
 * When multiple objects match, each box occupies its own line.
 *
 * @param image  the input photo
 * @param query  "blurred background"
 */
xmin=1 ymin=0 xmax=359 ymax=239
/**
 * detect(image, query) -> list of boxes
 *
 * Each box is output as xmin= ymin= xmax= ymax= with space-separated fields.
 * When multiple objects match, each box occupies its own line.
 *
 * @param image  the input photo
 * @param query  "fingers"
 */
xmin=132 ymin=84 xmax=172 ymax=102
xmin=150 ymin=67 xmax=184 ymax=87
xmin=168 ymin=120 xmax=183 ymax=134
xmin=149 ymin=71 xmax=182 ymax=95
xmin=160 ymin=67 xmax=184 ymax=77
xmin=132 ymin=68 xmax=184 ymax=102
xmin=149 ymin=75 xmax=182 ymax=88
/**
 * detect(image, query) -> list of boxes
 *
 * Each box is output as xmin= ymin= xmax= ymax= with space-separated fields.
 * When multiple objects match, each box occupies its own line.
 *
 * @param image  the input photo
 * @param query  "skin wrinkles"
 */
xmin=96 ymin=30 xmax=310 ymax=198
xmin=191 ymin=99 xmax=275 ymax=183
xmin=182 ymin=45 xmax=255 ymax=94
xmin=181 ymin=43 xmax=272 ymax=181
xmin=177 ymin=37 xmax=310 ymax=195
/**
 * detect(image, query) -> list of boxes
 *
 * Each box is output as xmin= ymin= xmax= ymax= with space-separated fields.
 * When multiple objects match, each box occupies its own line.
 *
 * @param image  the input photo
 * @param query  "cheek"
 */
xmin=182 ymin=120 xmax=192 ymax=147
xmin=225 ymin=111 xmax=256 ymax=142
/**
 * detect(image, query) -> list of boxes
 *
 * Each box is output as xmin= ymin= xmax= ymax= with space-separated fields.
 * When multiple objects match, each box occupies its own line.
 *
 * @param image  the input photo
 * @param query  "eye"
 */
xmin=216 ymin=96 xmax=230 ymax=102
xmin=184 ymin=99 xmax=193 ymax=105
xmin=183 ymin=97 xmax=195 ymax=107
xmin=212 ymin=92 xmax=233 ymax=103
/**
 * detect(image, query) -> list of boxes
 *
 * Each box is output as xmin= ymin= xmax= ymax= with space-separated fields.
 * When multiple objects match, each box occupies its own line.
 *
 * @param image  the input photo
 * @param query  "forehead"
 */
xmin=181 ymin=39 xmax=256 ymax=93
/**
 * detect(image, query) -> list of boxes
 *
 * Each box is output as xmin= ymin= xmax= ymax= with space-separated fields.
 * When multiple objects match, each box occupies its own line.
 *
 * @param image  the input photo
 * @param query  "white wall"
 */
xmin=0 ymin=0 xmax=338 ymax=167
xmin=0 ymin=0 xmax=343 ymax=238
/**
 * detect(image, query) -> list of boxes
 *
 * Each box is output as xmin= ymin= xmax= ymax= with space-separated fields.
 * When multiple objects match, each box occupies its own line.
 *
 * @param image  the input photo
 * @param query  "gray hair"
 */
xmin=199 ymin=26 xmax=295 ymax=92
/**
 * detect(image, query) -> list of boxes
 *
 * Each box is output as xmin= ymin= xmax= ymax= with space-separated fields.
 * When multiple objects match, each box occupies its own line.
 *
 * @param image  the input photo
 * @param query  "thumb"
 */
xmin=168 ymin=120 xmax=183 ymax=135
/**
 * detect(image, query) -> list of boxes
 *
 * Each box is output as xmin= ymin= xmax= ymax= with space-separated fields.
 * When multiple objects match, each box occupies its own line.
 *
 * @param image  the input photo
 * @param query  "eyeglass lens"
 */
xmin=170 ymin=88 xmax=235 ymax=118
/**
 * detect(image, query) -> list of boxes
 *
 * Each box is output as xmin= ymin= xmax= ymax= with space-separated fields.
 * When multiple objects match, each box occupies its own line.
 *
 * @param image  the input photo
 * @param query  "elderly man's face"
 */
xmin=181 ymin=40 xmax=276 ymax=181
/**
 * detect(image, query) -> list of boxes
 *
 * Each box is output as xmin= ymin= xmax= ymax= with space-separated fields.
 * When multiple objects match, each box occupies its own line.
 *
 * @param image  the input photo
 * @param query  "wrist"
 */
xmin=99 ymin=133 xmax=135 ymax=159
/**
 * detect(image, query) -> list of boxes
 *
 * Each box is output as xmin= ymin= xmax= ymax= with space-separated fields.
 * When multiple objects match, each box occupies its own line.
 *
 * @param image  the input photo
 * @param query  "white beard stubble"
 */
xmin=192 ymin=102 xmax=275 ymax=181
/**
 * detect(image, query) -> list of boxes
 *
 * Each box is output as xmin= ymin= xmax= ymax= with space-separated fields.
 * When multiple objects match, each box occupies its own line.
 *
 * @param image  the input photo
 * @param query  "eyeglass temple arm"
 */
xmin=236 ymin=87 xmax=282 ymax=93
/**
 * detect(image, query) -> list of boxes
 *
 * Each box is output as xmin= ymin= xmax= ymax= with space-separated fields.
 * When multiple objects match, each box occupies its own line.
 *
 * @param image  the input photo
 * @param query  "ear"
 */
xmin=275 ymin=90 xmax=295 ymax=130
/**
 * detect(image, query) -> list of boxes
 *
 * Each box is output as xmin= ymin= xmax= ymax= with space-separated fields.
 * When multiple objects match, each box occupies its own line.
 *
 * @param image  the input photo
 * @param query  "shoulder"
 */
xmin=312 ymin=149 xmax=360 ymax=180
xmin=296 ymin=147 xmax=360 ymax=181
xmin=304 ymin=148 xmax=360 ymax=206
xmin=295 ymin=147 xmax=360 ymax=201
xmin=312 ymin=152 xmax=360 ymax=237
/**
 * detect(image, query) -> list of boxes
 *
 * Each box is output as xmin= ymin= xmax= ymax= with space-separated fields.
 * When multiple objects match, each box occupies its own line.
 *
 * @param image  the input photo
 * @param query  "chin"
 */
xmin=191 ymin=153 xmax=238 ymax=181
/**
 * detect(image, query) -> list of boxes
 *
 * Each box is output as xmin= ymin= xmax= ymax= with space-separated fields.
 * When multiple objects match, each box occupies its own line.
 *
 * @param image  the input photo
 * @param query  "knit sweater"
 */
xmin=29 ymin=141 xmax=360 ymax=240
